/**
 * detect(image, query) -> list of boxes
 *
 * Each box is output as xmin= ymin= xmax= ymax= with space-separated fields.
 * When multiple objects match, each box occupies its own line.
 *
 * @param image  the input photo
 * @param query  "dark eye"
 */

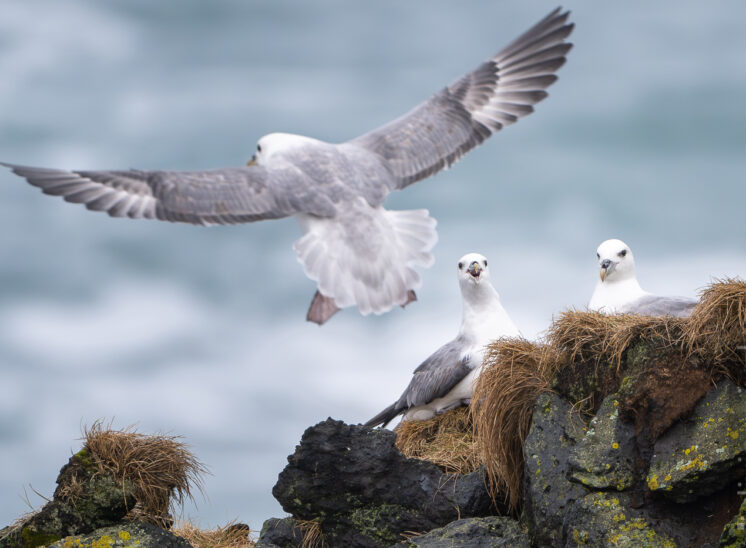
xmin=458 ymin=262 xmax=463 ymax=269
xmin=596 ymin=253 xmax=600 ymax=259
xmin=619 ymin=250 xmax=627 ymax=257
xmin=257 ymin=144 xmax=262 ymax=152
xmin=483 ymin=260 xmax=487 ymax=267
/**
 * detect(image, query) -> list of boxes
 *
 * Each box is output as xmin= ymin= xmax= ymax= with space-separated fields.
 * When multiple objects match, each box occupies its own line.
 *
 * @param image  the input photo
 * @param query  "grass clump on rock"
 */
xmin=470 ymin=339 xmax=565 ymax=512
xmin=394 ymin=407 xmax=480 ymax=475
xmin=172 ymin=521 xmax=255 ymax=547
xmin=84 ymin=420 xmax=207 ymax=528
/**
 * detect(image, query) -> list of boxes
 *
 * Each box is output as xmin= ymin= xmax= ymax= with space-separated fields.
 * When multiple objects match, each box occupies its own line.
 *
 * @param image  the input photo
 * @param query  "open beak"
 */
xmin=246 ymin=155 xmax=257 ymax=166
xmin=599 ymin=259 xmax=613 ymax=281
xmin=467 ymin=261 xmax=482 ymax=279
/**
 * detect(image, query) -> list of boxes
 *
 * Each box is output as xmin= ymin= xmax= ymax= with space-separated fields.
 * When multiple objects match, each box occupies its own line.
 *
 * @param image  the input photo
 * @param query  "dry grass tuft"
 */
xmin=547 ymin=310 xmax=686 ymax=371
xmin=296 ymin=519 xmax=325 ymax=548
xmin=84 ymin=420 xmax=207 ymax=528
xmin=471 ymin=338 xmax=566 ymax=513
xmin=685 ymin=278 xmax=746 ymax=380
xmin=394 ymin=407 xmax=479 ymax=475
xmin=173 ymin=521 xmax=255 ymax=548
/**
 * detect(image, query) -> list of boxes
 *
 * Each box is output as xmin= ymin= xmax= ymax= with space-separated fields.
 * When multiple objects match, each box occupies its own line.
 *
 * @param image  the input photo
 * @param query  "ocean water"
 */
xmin=0 ymin=0 xmax=744 ymax=531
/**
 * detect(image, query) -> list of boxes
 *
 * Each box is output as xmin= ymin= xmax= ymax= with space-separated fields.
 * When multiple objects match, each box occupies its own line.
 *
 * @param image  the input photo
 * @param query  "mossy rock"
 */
xmin=401 ymin=516 xmax=530 ymax=547
xmin=562 ymin=492 xmax=676 ymax=547
xmin=522 ymin=393 xmax=589 ymax=546
xmin=569 ymin=394 xmax=636 ymax=491
xmin=647 ymin=380 xmax=746 ymax=502
xmin=720 ymin=497 xmax=746 ymax=548
xmin=0 ymin=452 xmax=137 ymax=548
xmin=48 ymin=521 xmax=192 ymax=548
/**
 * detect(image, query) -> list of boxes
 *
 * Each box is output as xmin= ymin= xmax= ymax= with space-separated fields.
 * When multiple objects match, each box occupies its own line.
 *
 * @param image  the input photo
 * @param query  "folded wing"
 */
xmin=364 ymin=339 xmax=472 ymax=427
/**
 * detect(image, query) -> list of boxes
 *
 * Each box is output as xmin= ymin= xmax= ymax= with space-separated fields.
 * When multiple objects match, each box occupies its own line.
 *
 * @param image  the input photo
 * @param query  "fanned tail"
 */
xmin=294 ymin=201 xmax=437 ymax=320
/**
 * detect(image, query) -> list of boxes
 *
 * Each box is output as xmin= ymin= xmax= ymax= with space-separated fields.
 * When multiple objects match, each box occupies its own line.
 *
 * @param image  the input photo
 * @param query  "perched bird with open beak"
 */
xmin=365 ymin=252 xmax=520 ymax=428
xmin=588 ymin=238 xmax=697 ymax=317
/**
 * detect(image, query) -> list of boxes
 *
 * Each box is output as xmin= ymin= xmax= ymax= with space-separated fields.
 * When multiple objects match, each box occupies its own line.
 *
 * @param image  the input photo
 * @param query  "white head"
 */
xmin=457 ymin=252 xmax=492 ymax=289
xmin=595 ymin=239 xmax=637 ymax=283
xmin=247 ymin=133 xmax=317 ymax=166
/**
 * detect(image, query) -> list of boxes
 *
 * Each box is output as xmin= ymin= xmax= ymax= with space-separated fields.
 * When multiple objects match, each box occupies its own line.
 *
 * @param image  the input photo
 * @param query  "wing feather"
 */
xmin=349 ymin=7 xmax=573 ymax=188
xmin=2 ymin=162 xmax=333 ymax=225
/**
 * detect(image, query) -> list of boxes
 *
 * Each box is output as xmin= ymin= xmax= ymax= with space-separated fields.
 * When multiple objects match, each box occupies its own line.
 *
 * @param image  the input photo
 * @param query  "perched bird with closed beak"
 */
xmin=588 ymin=238 xmax=697 ymax=317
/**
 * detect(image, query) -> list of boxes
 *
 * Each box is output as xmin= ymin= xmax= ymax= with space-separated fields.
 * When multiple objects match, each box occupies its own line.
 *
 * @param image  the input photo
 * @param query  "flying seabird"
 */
xmin=365 ymin=253 xmax=520 ymax=428
xmin=2 ymin=8 xmax=573 ymax=325
xmin=588 ymin=238 xmax=698 ymax=317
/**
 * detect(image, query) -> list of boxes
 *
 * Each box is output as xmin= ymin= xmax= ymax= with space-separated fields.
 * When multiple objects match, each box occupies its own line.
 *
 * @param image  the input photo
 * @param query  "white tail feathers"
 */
xmin=294 ymin=202 xmax=437 ymax=316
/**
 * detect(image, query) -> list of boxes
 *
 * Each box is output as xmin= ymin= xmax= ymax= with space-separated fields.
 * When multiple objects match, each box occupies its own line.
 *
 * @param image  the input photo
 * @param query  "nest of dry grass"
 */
xmin=173 ymin=521 xmax=254 ymax=548
xmin=394 ymin=407 xmax=479 ymax=475
xmin=685 ymin=278 xmax=746 ymax=380
xmin=84 ymin=421 xmax=207 ymax=528
xmin=471 ymin=338 xmax=566 ymax=513
xmin=547 ymin=310 xmax=687 ymax=371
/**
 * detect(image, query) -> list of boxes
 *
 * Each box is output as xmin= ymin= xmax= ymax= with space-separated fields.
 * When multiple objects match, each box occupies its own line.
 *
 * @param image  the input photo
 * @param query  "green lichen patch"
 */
xmin=569 ymin=395 xmax=636 ymax=491
xmin=564 ymin=492 xmax=676 ymax=547
xmin=343 ymin=503 xmax=408 ymax=546
xmin=404 ymin=516 xmax=531 ymax=547
xmin=719 ymin=497 xmax=746 ymax=548
xmin=48 ymin=522 xmax=191 ymax=548
xmin=647 ymin=380 xmax=746 ymax=502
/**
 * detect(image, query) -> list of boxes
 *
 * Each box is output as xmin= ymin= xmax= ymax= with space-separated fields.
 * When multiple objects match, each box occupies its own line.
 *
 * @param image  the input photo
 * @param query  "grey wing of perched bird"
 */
xmin=364 ymin=338 xmax=472 ymax=428
xmin=349 ymin=7 xmax=573 ymax=188
xmin=0 ymin=163 xmax=337 ymax=225
xmin=620 ymin=295 xmax=698 ymax=318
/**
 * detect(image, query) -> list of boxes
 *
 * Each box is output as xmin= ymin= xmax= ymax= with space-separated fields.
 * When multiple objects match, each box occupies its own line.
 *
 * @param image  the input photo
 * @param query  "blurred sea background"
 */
xmin=1 ymin=0 xmax=744 ymax=531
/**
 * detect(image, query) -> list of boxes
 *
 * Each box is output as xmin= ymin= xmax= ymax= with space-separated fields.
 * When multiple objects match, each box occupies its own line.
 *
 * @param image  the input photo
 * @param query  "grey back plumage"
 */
xmin=349 ymin=8 xmax=573 ymax=188
xmin=619 ymin=295 xmax=698 ymax=318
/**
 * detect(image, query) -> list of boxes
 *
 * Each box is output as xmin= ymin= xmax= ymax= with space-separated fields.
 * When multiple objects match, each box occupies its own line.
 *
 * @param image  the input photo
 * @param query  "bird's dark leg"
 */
xmin=306 ymin=290 xmax=340 ymax=325
xmin=401 ymin=290 xmax=417 ymax=309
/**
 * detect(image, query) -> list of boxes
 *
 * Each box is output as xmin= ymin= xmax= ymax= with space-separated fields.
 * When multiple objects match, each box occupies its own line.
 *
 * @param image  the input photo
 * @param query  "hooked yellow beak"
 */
xmin=600 ymin=269 xmax=606 ymax=282
xmin=467 ymin=261 xmax=482 ymax=278
xmin=247 ymin=155 xmax=257 ymax=166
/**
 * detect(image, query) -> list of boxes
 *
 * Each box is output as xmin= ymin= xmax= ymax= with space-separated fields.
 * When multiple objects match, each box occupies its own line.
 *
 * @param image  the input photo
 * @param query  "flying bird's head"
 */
xmin=247 ymin=133 xmax=319 ymax=166
xmin=457 ymin=252 xmax=490 ymax=287
xmin=596 ymin=239 xmax=636 ymax=283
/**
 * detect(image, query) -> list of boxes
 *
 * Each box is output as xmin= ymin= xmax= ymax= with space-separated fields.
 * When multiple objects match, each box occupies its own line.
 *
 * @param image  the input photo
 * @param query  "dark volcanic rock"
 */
xmin=523 ymin=392 xmax=589 ymax=546
xmin=569 ymin=394 xmax=637 ymax=491
xmin=255 ymin=517 xmax=304 ymax=548
xmin=273 ymin=418 xmax=493 ymax=548
xmin=0 ymin=449 xmax=137 ymax=547
xmin=48 ymin=522 xmax=191 ymax=548
xmin=647 ymin=380 xmax=746 ymax=503
xmin=400 ymin=516 xmax=530 ymax=547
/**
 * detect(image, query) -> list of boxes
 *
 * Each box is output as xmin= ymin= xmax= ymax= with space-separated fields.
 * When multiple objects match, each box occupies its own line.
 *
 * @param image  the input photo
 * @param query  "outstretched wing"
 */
xmin=349 ymin=7 xmax=573 ymax=188
xmin=621 ymin=295 xmax=698 ymax=318
xmin=1 ymin=162 xmax=334 ymax=225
